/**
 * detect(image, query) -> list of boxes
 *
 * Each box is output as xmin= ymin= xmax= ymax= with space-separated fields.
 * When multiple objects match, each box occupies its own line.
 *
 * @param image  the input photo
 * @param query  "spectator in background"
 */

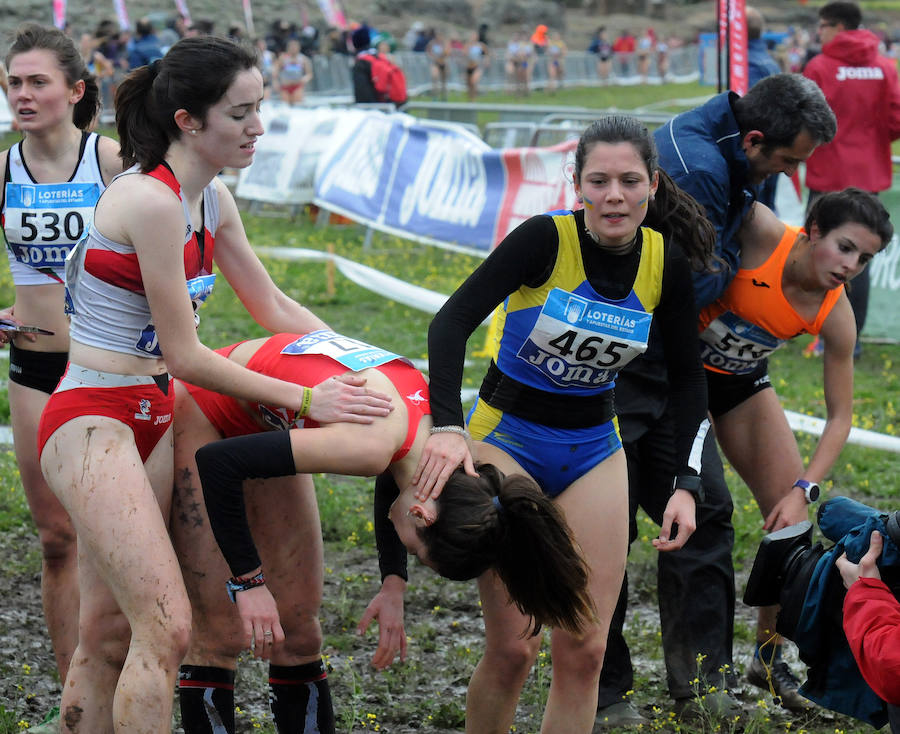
xmin=413 ymin=26 xmax=433 ymax=53
xmin=191 ymin=19 xmax=216 ymax=36
xmin=478 ymin=22 xmax=490 ymax=46
xmin=636 ymin=27 xmax=656 ymax=81
xmin=464 ymin=29 xmax=489 ymax=100
xmin=325 ymin=26 xmax=350 ymax=56
xmin=802 ymin=0 xmax=900 ymax=359
xmin=530 ymin=24 xmax=548 ymax=54
xmin=267 ymin=19 xmax=293 ymax=54
xmin=127 ymin=17 xmax=163 ymax=70
xmin=426 ymin=30 xmax=450 ymax=100
xmin=351 ymin=26 xmax=378 ymax=103
xmin=403 ymin=21 xmax=425 ymax=51
xmin=613 ymin=28 xmax=636 ymax=77
xmin=254 ymin=36 xmax=275 ymax=97
xmin=157 ymin=15 xmax=184 ymax=52
xmin=546 ymin=29 xmax=566 ymax=93
xmin=747 ymin=7 xmax=783 ymax=211
xmin=273 ymin=38 xmax=313 ymax=105
xmin=300 ymin=24 xmax=319 ymax=56
xmin=747 ymin=8 xmax=782 ymax=85
xmin=588 ymin=26 xmax=613 ymax=84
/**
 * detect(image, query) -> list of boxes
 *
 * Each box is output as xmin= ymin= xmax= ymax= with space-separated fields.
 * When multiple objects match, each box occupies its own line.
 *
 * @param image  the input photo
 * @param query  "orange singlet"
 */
xmin=698 ymin=224 xmax=844 ymax=375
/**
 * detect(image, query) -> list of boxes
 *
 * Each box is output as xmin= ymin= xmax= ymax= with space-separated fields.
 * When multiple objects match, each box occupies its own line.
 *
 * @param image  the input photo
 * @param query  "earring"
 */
xmin=189 ymin=129 xmax=198 ymax=135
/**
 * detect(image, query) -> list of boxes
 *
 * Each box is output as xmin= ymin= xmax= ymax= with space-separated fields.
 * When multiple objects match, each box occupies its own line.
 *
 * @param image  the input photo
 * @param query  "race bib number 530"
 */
xmin=517 ymin=288 xmax=652 ymax=388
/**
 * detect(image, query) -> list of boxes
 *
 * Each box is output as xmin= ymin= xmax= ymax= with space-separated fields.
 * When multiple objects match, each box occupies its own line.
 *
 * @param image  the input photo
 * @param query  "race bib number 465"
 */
xmin=517 ymin=288 xmax=652 ymax=388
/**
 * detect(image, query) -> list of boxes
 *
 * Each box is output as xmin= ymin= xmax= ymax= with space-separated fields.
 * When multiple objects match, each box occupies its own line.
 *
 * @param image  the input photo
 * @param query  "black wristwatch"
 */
xmin=673 ymin=474 xmax=705 ymax=503
xmin=793 ymin=479 xmax=820 ymax=504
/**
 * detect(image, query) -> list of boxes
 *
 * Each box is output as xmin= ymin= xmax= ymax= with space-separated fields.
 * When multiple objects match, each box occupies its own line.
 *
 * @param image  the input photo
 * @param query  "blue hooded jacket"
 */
xmin=653 ymin=92 xmax=756 ymax=309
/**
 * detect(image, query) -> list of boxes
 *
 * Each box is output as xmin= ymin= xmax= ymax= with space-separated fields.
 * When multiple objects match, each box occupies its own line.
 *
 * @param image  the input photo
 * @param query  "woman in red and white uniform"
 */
xmin=0 ymin=24 xmax=123 ymax=689
xmin=37 ymin=36 xmax=391 ymax=732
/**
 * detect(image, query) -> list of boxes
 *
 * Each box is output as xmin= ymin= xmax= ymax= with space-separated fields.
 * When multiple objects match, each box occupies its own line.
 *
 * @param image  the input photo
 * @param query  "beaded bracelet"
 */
xmin=226 ymin=570 xmax=266 ymax=603
xmin=430 ymin=425 xmax=470 ymax=440
xmin=298 ymin=386 xmax=313 ymax=418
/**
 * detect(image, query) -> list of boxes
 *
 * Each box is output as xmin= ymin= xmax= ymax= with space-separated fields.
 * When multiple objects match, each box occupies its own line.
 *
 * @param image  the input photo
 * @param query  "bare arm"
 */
xmin=807 ymin=295 xmax=856 ymax=482
xmin=118 ymin=175 xmax=304 ymax=410
xmin=212 ymin=179 xmax=329 ymax=335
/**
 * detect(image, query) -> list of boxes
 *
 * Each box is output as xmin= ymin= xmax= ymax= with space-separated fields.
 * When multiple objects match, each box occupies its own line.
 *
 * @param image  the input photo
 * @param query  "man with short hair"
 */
xmin=596 ymin=73 xmax=836 ymax=727
xmin=803 ymin=0 xmax=900 ymax=357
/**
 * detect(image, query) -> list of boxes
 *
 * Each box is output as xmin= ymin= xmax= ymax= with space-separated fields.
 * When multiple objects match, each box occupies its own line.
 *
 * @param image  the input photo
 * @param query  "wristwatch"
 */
xmin=673 ymin=474 xmax=705 ymax=503
xmin=793 ymin=479 xmax=820 ymax=504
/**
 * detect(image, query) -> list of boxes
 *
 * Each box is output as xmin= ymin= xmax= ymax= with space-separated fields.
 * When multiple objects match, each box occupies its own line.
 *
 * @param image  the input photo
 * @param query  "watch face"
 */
xmin=807 ymin=483 xmax=820 ymax=502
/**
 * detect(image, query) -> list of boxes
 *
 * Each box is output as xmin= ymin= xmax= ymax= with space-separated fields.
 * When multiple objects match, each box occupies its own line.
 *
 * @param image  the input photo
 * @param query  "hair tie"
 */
xmin=149 ymin=58 xmax=162 ymax=77
xmin=492 ymin=495 xmax=504 ymax=514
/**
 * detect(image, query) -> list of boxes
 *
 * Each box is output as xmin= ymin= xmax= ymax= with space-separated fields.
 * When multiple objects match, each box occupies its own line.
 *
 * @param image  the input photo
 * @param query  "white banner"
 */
xmin=236 ymin=106 xmax=368 ymax=205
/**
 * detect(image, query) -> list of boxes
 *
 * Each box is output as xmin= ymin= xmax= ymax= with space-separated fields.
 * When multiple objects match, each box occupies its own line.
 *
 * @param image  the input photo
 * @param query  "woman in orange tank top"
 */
xmin=698 ymin=188 xmax=891 ymax=693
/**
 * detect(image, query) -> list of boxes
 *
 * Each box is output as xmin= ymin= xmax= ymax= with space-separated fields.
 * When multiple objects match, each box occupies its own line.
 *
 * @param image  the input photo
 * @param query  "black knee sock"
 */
xmin=178 ymin=665 xmax=236 ymax=734
xmin=269 ymin=660 xmax=335 ymax=734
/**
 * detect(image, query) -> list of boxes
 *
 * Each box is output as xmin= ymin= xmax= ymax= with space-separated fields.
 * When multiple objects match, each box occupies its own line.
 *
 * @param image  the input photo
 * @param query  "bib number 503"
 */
xmin=547 ymin=330 xmax=628 ymax=367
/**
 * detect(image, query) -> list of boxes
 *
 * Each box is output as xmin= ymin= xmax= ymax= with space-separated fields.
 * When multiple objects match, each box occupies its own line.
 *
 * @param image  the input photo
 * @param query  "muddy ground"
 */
xmin=0 ymin=509 xmax=857 ymax=734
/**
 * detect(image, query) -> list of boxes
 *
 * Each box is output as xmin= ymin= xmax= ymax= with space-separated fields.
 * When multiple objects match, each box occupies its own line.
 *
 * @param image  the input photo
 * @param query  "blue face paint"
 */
xmin=638 ymin=196 xmax=648 ymax=209
xmin=582 ymin=193 xmax=595 ymax=210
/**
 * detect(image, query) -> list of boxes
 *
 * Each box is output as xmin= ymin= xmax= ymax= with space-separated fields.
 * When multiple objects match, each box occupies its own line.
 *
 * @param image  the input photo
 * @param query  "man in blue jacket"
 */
xmin=597 ymin=73 xmax=836 ymax=727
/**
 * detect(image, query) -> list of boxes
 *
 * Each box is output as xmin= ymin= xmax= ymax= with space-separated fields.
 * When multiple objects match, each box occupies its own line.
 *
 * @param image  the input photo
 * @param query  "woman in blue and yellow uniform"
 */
xmin=411 ymin=115 xmax=719 ymax=733
xmin=0 ymin=24 xmax=123 ymax=695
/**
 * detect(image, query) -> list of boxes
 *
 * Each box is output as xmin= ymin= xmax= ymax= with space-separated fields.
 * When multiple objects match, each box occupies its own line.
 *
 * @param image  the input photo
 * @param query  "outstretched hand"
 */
xmin=763 ymin=488 xmax=809 ymax=532
xmin=411 ymin=431 xmax=477 ymax=502
xmin=652 ymin=489 xmax=697 ymax=552
xmin=308 ymin=374 xmax=393 ymax=424
xmin=235 ymin=585 xmax=284 ymax=660
xmin=836 ymin=530 xmax=884 ymax=590
xmin=357 ymin=575 xmax=407 ymax=670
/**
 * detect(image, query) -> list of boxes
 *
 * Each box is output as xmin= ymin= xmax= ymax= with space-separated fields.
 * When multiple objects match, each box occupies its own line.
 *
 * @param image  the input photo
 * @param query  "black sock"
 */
xmin=269 ymin=660 xmax=335 ymax=734
xmin=178 ymin=665 xmax=236 ymax=734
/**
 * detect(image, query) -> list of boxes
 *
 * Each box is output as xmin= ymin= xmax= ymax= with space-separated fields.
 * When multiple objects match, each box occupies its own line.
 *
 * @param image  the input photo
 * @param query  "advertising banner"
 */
xmin=314 ymin=110 xmax=577 ymax=254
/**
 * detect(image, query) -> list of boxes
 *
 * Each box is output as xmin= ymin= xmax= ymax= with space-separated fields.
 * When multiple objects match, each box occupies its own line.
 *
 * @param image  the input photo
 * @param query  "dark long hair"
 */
xmin=115 ymin=35 xmax=258 ymax=171
xmin=805 ymin=188 xmax=893 ymax=251
xmin=6 ymin=23 xmax=100 ymax=130
xmin=574 ymin=115 xmax=721 ymax=272
xmin=423 ymin=464 xmax=595 ymax=636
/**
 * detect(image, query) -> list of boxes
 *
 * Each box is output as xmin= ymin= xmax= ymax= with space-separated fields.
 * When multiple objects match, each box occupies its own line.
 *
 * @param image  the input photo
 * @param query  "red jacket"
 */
xmin=843 ymin=577 xmax=900 ymax=705
xmin=803 ymin=29 xmax=900 ymax=193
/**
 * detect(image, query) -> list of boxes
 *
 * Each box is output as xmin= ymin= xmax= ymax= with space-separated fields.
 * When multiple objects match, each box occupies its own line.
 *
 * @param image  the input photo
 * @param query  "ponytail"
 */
xmin=115 ymin=63 xmax=168 ymax=170
xmin=424 ymin=465 xmax=596 ymax=636
xmin=116 ymin=36 xmax=258 ymax=171
xmin=645 ymin=168 xmax=723 ymax=273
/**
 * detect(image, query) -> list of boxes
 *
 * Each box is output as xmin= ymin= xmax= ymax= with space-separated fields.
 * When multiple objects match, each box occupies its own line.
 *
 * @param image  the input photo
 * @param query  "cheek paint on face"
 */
xmin=582 ymin=193 xmax=595 ymax=210
xmin=638 ymin=196 xmax=648 ymax=209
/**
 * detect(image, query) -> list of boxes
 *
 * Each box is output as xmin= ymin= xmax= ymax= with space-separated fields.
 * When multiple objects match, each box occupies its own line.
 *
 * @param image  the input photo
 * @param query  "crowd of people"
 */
xmin=1 ymin=2 xmax=899 ymax=733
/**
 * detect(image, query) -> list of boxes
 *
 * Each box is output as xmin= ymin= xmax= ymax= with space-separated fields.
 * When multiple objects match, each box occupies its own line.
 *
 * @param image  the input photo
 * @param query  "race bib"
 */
xmin=517 ymin=287 xmax=652 ymax=388
xmin=134 ymin=274 xmax=218 ymax=356
xmin=4 ymin=181 xmax=100 ymax=269
xmin=699 ymin=312 xmax=783 ymax=374
xmin=280 ymin=329 xmax=409 ymax=371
